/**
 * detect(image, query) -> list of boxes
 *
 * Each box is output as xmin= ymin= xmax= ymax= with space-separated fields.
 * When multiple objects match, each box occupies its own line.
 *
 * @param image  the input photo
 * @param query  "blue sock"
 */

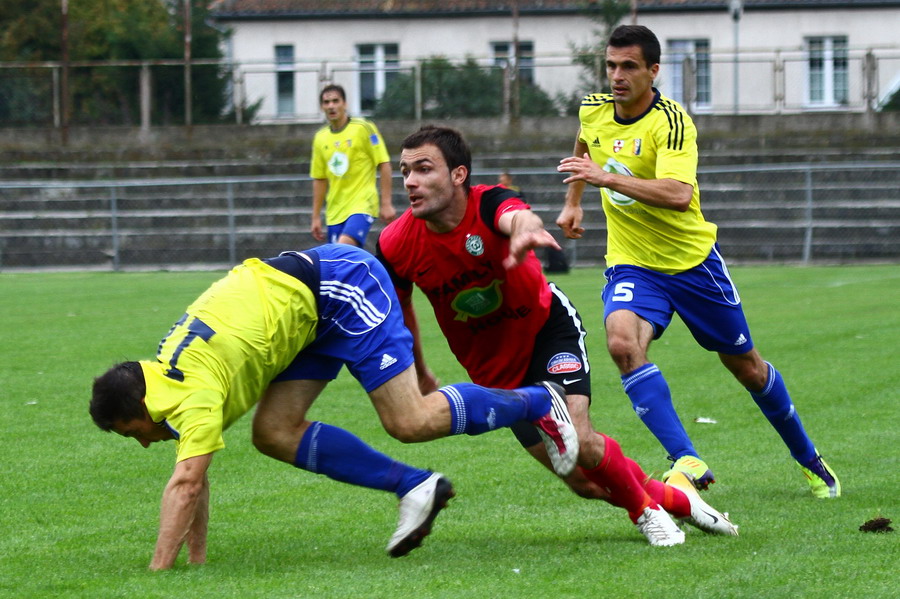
xmin=622 ymin=363 xmax=698 ymax=460
xmin=440 ymin=383 xmax=550 ymax=436
xmin=294 ymin=422 xmax=430 ymax=498
xmin=749 ymin=362 xmax=817 ymax=464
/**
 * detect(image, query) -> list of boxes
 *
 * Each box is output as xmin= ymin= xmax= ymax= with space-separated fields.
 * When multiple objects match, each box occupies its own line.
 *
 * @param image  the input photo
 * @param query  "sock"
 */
xmin=441 ymin=383 xmax=550 ymax=436
xmin=294 ymin=422 xmax=430 ymax=498
xmin=580 ymin=434 xmax=654 ymax=523
xmin=749 ymin=362 xmax=817 ymax=464
xmin=622 ymin=363 xmax=698 ymax=460
xmin=625 ymin=457 xmax=691 ymax=519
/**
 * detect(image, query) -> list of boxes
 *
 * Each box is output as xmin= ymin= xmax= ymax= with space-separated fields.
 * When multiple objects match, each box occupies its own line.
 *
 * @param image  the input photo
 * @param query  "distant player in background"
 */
xmin=556 ymin=24 xmax=840 ymax=498
xmin=90 ymin=243 xmax=578 ymax=570
xmin=378 ymin=125 xmax=738 ymax=546
xmin=310 ymin=84 xmax=396 ymax=247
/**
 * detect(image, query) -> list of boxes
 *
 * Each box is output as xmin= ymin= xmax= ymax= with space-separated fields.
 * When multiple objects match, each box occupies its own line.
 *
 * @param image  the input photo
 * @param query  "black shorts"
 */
xmin=510 ymin=282 xmax=591 ymax=448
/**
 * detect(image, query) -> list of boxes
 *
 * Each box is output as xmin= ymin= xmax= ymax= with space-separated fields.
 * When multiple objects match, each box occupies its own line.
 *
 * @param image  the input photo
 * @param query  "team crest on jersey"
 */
xmin=547 ymin=352 xmax=582 ymax=374
xmin=613 ymin=139 xmax=625 ymax=153
xmin=633 ymin=139 xmax=642 ymax=155
xmin=465 ymin=234 xmax=485 ymax=256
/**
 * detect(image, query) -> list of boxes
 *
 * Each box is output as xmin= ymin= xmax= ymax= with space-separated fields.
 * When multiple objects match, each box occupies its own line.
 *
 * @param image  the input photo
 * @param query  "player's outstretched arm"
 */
xmin=400 ymin=296 xmax=440 ymax=394
xmin=499 ymin=209 xmax=560 ymax=269
xmin=150 ymin=453 xmax=213 ymax=571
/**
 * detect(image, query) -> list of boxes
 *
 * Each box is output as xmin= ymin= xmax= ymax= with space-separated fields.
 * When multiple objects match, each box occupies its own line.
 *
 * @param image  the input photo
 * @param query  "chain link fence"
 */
xmin=2 ymin=43 xmax=899 ymax=128
xmin=1 ymin=162 xmax=897 ymax=271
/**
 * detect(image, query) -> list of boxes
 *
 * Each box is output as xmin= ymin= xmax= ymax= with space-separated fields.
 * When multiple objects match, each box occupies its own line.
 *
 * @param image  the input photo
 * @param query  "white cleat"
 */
xmin=636 ymin=506 xmax=686 ymax=546
xmin=532 ymin=381 xmax=579 ymax=477
xmin=386 ymin=473 xmax=455 ymax=558
xmin=666 ymin=471 xmax=739 ymax=536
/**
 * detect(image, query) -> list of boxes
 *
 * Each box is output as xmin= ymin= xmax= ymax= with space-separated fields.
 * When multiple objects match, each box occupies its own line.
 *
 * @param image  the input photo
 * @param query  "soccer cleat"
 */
xmin=666 ymin=471 xmax=739 ymax=536
xmin=662 ymin=455 xmax=716 ymax=490
xmin=532 ymin=381 xmax=579 ymax=477
xmin=635 ymin=506 xmax=685 ymax=547
xmin=800 ymin=454 xmax=841 ymax=499
xmin=387 ymin=473 xmax=455 ymax=557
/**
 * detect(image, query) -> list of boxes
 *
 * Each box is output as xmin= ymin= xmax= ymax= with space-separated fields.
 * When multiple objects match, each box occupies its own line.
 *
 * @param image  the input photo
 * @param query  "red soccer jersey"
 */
xmin=377 ymin=184 xmax=551 ymax=388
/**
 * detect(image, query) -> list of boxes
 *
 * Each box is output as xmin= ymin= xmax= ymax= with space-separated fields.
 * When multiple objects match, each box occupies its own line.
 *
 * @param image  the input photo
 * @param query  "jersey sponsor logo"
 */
xmin=328 ymin=151 xmax=349 ymax=177
xmin=465 ymin=234 xmax=485 ymax=256
xmin=547 ymin=352 xmax=582 ymax=375
xmin=602 ymin=158 xmax=637 ymax=206
xmin=369 ymin=134 xmax=380 ymax=145
xmin=450 ymin=279 xmax=503 ymax=321
xmin=633 ymin=139 xmax=642 ymax=156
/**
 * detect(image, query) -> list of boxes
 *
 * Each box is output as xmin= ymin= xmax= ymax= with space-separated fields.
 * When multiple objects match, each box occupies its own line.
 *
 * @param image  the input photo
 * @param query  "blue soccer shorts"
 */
xmin=272 ymin=244 xmax=413 ymax=391
xmin=602 ymin=244 xmax=755 ymax=355
xmin=328 ymin=213 xmax=376 ymax=246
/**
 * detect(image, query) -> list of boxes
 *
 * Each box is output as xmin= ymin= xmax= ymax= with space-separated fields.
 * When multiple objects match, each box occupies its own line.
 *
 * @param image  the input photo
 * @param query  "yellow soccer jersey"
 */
xmin=140 ymin=259 xmax=319 ymax=462
xmin=578 ymin=90 xmax=717 ymax=273
xmin=310 ymin=117 xmax=390 ymax=225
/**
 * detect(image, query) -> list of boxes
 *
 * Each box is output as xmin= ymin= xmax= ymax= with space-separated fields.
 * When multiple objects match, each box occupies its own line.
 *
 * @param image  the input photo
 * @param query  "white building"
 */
xmin=210 ymin=0 xmax=900 ymax=122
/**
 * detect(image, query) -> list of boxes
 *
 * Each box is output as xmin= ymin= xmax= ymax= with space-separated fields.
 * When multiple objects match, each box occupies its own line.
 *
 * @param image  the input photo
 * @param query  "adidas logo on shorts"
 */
xmin=380 ymin=353 xmax=398 ymax=370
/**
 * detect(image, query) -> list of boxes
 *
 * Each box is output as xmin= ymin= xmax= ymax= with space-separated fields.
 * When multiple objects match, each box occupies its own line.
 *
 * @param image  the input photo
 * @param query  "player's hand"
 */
xmin=556 ymin=204 xmax=585 ymax=239
xmin=558 ymin=153 xmax=605 ymax=187
xmin=310 ymin=217 xmax=324 ymax=242
xmin=504 ymin=227 xmax=560 ymax=270
xmin=380 ymin=204 xmax=397 ymax=224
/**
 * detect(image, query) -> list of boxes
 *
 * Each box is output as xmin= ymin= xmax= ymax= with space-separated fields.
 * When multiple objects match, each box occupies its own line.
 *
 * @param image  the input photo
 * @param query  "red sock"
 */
xmin=580 ymin=434 xmax=654 ymax=522
xmin=625 ymin=457 xmax=691 ymax=518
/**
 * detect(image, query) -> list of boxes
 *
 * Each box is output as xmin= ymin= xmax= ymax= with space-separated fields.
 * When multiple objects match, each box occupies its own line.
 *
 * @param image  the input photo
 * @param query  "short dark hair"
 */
xmin=319 ymin=84 xmax=346 ymax=103
xmin=400 ymin=125 xmax=472 ymax=189
xmin=90 ymin=361 xmax=146 ymax=431
xmin=608 ymin=25 xmax=661 ymax=67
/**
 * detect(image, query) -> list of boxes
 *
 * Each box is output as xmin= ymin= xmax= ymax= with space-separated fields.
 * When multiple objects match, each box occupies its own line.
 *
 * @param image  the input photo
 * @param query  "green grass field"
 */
xmin=1 ymin=264 xmax=897 ymax=598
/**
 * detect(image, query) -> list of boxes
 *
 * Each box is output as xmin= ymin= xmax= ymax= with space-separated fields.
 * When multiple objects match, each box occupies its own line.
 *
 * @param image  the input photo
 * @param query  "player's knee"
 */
xmin=251 ymin=427 xmax=279 ymax=457
xmin=606 ymin=336 xmax=640 ymax=369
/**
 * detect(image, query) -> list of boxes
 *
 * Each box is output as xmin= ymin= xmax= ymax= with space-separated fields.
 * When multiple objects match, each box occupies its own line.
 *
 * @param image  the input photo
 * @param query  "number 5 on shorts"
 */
xmin=612 ymin=282 xmax=634 ymax=303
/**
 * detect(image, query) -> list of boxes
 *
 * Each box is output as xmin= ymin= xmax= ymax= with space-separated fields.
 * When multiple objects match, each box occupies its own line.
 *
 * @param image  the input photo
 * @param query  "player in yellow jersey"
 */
xmin=556 ymin=25 xmax=839 ymax=499
xmin=310 ymin=84 xmax=396 ymax=247
xmin=90 ymin=244 xmax=578 ymax=570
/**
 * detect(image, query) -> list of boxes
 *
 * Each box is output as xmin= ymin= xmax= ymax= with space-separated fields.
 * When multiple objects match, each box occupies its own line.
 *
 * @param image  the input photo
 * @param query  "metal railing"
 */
xmin=1 ymin=162 xmax=898 ymax=271
xmin=1 ymin=44 xmax=898 ymax=130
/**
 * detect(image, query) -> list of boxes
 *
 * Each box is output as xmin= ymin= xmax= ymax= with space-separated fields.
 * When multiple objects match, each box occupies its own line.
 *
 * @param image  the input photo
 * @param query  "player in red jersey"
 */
xmin=376 ymin=125 xmax=738 ymax=545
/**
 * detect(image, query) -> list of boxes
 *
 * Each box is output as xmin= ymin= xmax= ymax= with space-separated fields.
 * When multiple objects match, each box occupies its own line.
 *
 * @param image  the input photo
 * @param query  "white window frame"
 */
xmin=274 ymin=45 xmax=295 ymax=117
xmin=805 ymin=36 xmax=849 ymax=107
xmin=357 ymin=43 xmax=399 ymax=114
xmin=665 ymin=39 xmax=711 ymax=111
xmin=491 ymin=41 xmax=535 ymax=84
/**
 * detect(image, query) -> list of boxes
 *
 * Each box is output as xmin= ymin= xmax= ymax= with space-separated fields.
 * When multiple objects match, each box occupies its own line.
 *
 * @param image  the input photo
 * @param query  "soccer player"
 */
xmin=90 ymin=244 xmax=578 ymax=570
xmin=556 ymin=25 xmax=840 ymax=498
xmin=377 ymin=125 xmax=738 ymax=547
xmin=310 ymin=84 xmax=396 ymax=247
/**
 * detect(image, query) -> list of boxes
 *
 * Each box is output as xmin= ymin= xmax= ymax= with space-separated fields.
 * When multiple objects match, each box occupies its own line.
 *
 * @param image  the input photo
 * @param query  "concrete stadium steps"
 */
xmin=2 ymin=159 xmax=899 ymax=269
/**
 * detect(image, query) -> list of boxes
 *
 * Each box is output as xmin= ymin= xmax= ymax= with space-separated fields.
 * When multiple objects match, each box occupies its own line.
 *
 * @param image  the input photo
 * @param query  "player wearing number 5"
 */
xmin=556 ymin=25 xmax=839 ymax=499
xmin=90 ymin=244 xmax=578 ymax=570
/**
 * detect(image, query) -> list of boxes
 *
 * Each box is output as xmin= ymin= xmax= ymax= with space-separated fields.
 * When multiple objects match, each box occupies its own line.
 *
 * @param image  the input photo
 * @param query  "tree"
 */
xmin=373 ymin=56 xmax=557 ymax=119
xmin=0 ymin=0 xmax=240 ymax=126
xmin=562 ymin=0 xmax=632 ymax=114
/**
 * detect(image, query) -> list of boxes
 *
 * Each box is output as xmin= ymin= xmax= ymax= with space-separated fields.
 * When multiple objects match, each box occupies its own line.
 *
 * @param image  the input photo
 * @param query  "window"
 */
xmin=806 ymin=36 xmax=848 ymax=106
xmin=275 ymin=45 xmax=294 ymax=117
xmin=492 ymin=41 xmax=534 ymax=84
xmin=358 ymin=44 xmax=400 ymax=112
xmin=666 ymin=39 xmax=711 ymax=109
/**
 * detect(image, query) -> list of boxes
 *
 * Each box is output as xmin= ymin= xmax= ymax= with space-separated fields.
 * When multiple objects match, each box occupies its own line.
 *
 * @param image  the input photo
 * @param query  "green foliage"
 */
xmin=0 ymin=0 xmax=238 ymax=125
xmin=565 ymin=0 xmax=632 ymax=114
xmin=0 ymin=264 xmax=898 ymax=597
xmin=373 ymin=56 xmax=558 ymax=119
